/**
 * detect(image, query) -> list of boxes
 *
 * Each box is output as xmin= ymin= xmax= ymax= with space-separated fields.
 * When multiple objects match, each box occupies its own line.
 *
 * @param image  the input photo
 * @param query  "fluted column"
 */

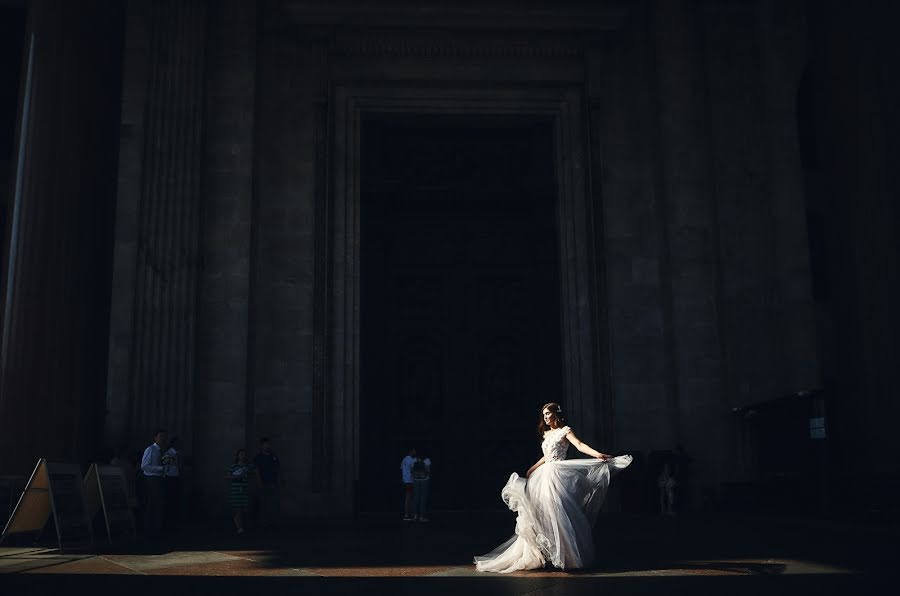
xmin=0 ymin=0 xmax=124 ymax=474
xmin=106 ymin=0 xmax=206 ymax=449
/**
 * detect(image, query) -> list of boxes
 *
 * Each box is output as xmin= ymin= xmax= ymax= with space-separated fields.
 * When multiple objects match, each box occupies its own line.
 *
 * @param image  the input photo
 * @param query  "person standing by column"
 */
xmin=141 ymin=429 xmax=168 ymax=541
xmin=227 ymin=448 xmax=252 ymax=535
xmin=413 ymin=451 xmax=431 ymax=522
xmin=400 ymin=447 xmax=416 ymax=521
xmin=253 ymin=438 xmax=281 ymax=529
xmin=657 ymin=462 xmax=677 ymax=516
xmin=163 ymin=436 xmax=183 ymax=529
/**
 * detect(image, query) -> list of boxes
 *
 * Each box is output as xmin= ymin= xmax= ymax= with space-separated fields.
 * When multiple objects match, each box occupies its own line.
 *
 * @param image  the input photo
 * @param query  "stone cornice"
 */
xmin=284 ymin=0 xmax=631 ymax=32
xmin=329 ymin=34 xmax=586 ymax=58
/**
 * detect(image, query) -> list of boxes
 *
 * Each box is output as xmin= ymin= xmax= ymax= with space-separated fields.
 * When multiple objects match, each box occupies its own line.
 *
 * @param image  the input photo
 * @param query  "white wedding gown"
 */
xmin=474 ymin=426 xmax=632 ymax=572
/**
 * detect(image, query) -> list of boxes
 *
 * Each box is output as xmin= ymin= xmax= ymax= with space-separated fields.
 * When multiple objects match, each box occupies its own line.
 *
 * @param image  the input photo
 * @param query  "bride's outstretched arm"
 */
xmin=526 ymin=456 xmax=545 ymax=478
xmin=566 ymin=430 xmax=611 ymax=460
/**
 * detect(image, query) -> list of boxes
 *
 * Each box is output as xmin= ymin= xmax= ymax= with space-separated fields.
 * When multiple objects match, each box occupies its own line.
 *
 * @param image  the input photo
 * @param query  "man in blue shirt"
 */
xmin=140 ymin=428 xmax=168 ymax=540
xmin=400 ymin=448 xmax=416 ymax=521
xmin=254 ymin=437 xmax=281 ymax=528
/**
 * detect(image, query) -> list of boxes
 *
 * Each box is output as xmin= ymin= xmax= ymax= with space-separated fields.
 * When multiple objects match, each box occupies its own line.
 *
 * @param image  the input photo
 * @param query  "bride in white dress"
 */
xmin=474 ymin=402 xmax=632 ymax=573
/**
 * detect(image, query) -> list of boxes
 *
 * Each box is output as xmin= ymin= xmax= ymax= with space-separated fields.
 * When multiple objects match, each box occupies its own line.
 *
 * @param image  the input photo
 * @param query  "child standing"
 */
xmin=227 ymin=448 xmax=252 ymax=534
xmin=657 ymin=462 xmax=677 ymax=515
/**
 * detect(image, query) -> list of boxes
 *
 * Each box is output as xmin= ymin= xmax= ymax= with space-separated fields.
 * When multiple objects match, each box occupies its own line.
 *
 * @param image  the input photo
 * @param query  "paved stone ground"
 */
xmin=1 ymin=513 xmax=894 ymax=595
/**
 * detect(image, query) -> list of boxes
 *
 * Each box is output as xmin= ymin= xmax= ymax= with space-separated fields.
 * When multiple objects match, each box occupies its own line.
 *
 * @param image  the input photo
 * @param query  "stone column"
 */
xmin=700 ymin=0 xmax=819 ymax=484
xmin=193 ymin=0 xmax=257 ymax=509
xmin=106 ymin=0 xmax=206 ymax=451
xmin=651 ymin=0 xmax=728 ymax=505
xmin=756 ymin=0 xmax=819 ymax=393
xmin=701 ymin=2 xmax=780 ymax=416
xmin=0 ymin=0 xmax=124 ymax=473
xmin=250 ymin=9 xmax=322 ymax=514
xmin=805 ymin=0 xmax=900 ymax=506
xmin=586 ymin=8 xmax=676 ymax=456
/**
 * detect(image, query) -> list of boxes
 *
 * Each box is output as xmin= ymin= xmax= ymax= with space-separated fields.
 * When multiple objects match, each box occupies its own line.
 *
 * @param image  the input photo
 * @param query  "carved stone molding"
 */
xmin=283 ymin=0 xmax=633 ymax=60
xmin=329 ymin=36 xmax=585 ymax=59
xmin=284 ymin=0 xmax=631 ymax=32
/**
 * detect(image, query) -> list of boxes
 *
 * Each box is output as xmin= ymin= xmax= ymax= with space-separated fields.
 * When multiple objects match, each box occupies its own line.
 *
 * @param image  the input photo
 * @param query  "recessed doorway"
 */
xmin=359 ymin=114 xmax=563 ymax=512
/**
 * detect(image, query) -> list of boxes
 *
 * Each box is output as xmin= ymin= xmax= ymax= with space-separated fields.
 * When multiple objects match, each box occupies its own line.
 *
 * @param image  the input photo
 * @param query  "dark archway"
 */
xmin=359 ymin=114 xmax=563 ymax=512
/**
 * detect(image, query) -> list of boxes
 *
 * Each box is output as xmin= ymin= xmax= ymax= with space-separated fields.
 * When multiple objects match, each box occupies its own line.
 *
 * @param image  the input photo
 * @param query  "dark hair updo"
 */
xmin=537 ymin=402 xmax=566 ymax=437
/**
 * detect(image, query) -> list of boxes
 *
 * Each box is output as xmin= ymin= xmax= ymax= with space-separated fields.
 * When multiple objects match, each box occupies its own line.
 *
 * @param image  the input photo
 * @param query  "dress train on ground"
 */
xmin=474 ymin=454 xmax=632 ymax=572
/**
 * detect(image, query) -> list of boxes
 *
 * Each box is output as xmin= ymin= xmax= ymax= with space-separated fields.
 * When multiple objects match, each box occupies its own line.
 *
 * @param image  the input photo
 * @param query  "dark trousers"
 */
xmin=143 ymin=476 xmax=165 ymax=539
xmin=259 ymin=483 xmax=279 ymax=527
xmin=164 ymin=476 xmax=180 ymax=528
xmin=413 ymin=479 xmax=429 ymax=517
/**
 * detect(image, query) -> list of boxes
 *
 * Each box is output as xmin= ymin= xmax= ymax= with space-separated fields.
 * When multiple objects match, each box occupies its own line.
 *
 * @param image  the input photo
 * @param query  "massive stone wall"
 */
xmin=105 ymin=0 xmax=819 ymax=515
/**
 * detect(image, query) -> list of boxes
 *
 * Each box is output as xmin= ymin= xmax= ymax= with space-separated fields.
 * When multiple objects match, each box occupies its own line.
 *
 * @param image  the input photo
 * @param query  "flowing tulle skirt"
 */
xmin=474 ymin=455 xmax=632 ymax=573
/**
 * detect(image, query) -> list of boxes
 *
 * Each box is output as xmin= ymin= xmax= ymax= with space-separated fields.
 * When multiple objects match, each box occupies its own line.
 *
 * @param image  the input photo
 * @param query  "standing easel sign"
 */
xmin=0 ymin=459 xmax=93 ymax=551
xmin=83 ymin=463 xmax=136 ymax=543
xmin=0 ymin=459 xmax=50 ymax=545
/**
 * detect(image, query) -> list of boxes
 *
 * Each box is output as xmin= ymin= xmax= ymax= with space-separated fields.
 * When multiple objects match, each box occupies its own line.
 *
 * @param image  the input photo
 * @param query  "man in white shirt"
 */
xmin=400 ymin=447 xmax=416 ymax=521
xmin=141 ymin=428 xmax=168 ymax=540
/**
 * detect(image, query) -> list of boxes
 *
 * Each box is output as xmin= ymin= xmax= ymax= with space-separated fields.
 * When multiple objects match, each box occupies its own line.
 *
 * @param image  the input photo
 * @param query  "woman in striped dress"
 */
xmin=227 ymin=448 xmax=252 ymax=534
